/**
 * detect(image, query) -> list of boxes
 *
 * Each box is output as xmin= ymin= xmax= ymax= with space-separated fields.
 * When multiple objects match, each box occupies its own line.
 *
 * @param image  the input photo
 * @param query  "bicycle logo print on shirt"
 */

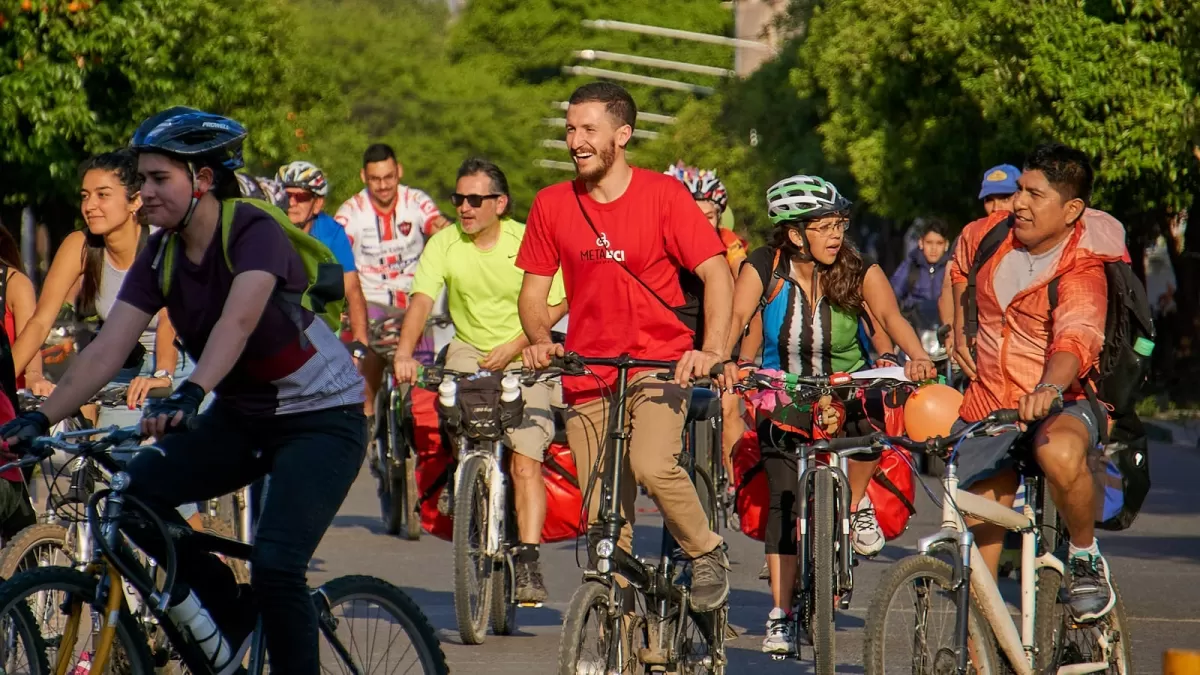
xmin=583 ymin=231 xmax=626 ymax=263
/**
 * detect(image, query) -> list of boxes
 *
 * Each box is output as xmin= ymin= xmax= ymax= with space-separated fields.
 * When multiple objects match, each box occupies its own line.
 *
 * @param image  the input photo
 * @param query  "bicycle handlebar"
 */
xmin=0 ymin=425 xmax=151 ymax=474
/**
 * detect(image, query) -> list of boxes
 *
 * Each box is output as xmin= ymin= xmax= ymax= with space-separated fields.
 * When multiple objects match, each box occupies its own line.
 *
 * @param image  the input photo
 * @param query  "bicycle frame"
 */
xmin=915 ymin=456 xmax=1065 ymax=675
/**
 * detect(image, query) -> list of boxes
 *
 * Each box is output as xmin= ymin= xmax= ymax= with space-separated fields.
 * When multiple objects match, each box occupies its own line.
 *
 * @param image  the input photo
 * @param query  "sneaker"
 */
xmin=851 ymin=497 xmax=885 ymax=557
xmin=689 ymin=546 xmax=730 ymax=612
xmin=758 ymin=560 xmax=770 ymax=581
xmin=514 ymin=560 xmax=548 ymax=606
xmin=762 ymin=608 xmax=796 ymax=655
xmin=1066 ymin=550 xmax=1116 ymax=622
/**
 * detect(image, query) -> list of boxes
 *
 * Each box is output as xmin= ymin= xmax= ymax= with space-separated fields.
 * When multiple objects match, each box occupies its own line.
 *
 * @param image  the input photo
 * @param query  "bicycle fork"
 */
xmin=795 ymin=457 xmax=855 ymax=607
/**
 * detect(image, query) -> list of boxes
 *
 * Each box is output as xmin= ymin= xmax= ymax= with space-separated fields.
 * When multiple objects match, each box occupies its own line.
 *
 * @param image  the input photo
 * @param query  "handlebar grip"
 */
xmin=990 ymin=409 xmax=1020 ymax=425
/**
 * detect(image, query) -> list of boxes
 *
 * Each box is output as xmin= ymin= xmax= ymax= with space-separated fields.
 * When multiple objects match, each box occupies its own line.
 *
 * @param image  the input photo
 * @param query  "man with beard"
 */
xmin=517 ymin=82 xmax=735 ymax=612
xmin=335 ymin=143 xmax=449 ymax=430
xmin=392 ymin=158 xmax=567 ymax=605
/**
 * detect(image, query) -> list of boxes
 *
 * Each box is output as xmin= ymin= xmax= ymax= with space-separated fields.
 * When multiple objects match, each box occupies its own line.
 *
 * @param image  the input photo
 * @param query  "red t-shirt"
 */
xmin=517 ymin=168 xmax=725 ymax=403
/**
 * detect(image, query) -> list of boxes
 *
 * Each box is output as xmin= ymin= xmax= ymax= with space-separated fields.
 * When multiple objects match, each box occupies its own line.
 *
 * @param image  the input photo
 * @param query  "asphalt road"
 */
xmin=312 ymin=432 xmax=1200 ymax=674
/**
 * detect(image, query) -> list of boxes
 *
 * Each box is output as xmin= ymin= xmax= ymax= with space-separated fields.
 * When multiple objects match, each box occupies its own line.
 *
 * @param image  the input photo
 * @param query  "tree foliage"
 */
xmin=0 ymin=0 xmax=296 ymax=205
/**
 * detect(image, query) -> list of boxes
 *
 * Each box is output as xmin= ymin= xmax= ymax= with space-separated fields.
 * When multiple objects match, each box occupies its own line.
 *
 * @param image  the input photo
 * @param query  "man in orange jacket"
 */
xmin=949 ymin=143 xmax=1125 ymax=622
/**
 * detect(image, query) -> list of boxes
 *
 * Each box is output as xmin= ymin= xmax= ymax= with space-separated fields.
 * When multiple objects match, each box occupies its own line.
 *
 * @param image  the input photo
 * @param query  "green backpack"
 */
xmin=154 ymin=198 xmax=346 ymax=333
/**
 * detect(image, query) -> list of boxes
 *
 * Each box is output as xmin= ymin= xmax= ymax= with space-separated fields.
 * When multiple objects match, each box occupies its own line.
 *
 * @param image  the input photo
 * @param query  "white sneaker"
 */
xmin=762 ymin=608 xmax=796 ymax=655
xmin=851 ymin=496 xmax=885 ymax=557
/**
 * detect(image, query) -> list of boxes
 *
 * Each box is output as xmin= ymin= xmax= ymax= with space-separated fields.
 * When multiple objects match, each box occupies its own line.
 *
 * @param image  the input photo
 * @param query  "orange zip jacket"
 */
xmin=950 ymin=208 xmax=1128 ymax=423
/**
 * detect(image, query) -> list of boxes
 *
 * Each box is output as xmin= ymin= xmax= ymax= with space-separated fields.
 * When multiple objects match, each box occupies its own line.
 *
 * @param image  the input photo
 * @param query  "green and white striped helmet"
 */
xmin=766 ymin=175 xmax=851 ymax=225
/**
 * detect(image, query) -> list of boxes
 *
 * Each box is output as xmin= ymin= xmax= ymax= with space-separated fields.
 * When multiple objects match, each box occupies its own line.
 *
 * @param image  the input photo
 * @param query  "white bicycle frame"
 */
xmin=916 ymin=457 xmax=1124 ymax=675
xmin=453 ymin=437 xmax=509 ymax=558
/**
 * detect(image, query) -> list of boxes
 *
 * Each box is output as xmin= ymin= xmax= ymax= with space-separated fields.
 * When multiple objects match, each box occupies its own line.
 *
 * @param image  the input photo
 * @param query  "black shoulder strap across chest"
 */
xmin=963 ymin=214 xmax=1014 ymax=341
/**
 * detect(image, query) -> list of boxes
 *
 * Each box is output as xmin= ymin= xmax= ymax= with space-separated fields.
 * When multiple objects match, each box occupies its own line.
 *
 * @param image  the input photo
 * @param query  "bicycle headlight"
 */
xmin=596 ymin=538 xmax=615 ymax=558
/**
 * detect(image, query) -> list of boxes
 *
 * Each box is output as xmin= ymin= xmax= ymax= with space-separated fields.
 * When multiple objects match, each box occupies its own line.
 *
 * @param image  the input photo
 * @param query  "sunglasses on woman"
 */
xmin=450 ymin=193 xmax=502 ymax=208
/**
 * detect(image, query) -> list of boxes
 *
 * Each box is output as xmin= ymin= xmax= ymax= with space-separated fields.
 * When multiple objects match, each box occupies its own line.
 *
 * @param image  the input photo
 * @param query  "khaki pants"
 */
xmin=443 ymin=340 xmax=555 ymax=461
xmin=564 ymin=373 xmax=722 ymax=559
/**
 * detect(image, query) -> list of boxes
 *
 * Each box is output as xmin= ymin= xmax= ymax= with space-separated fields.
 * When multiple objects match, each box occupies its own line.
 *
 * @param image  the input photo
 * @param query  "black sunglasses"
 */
xmin=450 ymin=193 xmax=502 ymax=208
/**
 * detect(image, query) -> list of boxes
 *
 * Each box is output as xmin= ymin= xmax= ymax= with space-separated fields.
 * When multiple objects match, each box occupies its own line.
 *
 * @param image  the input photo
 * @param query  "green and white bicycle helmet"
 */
xmin=766 ymin=175 xmax=851 ymax=225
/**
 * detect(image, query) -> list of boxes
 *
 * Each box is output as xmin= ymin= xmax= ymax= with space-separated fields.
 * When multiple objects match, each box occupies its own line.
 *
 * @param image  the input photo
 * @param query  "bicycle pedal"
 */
xmin=517 ymin=601 xmax=543 ymax=608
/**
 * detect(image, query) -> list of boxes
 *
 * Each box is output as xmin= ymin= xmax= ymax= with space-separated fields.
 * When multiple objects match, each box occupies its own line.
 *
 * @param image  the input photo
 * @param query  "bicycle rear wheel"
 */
xmin=315 ymin=574 xmax=448 ymax=674
xmin=0 ymin=565 xmax=154 ymax=674
xmin=1035 ymin=569 xmax=1133 ymax=674
xmin=453 ymin=455 xmax=493 ymax=645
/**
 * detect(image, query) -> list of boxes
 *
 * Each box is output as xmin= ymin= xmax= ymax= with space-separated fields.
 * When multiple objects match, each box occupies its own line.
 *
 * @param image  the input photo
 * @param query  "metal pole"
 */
xmin=20 ymin=207 xmax=36 ymax=286
xmin=551 ymin=102 xmax=676 ymax=124
xmin=561 ymin=65 xmax=715 ymax=95
xmin=573 ymin=49 xmax=735 ymax=78
xmin=581 ymin=19 xmax=771 ymax=51
xmin=534 ymin=159 xmax=577 ymax=172
xmin=542 ymin=118 xmax=659 ymax=139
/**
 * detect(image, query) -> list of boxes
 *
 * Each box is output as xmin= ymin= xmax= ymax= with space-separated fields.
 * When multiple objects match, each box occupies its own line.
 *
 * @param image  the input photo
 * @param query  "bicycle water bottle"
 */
xmin=499 ymin=373 xmax=523 ymax=424
xmin=166 ymin=591 xmax=232 ymax=665
xmin=438 ymin=380 xmax=457 ymax=408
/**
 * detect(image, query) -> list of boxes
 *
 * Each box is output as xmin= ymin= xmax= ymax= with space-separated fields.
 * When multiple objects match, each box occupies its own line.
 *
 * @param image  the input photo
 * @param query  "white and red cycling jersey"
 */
xmin=334 ymin=186 xmax=443 ymax=308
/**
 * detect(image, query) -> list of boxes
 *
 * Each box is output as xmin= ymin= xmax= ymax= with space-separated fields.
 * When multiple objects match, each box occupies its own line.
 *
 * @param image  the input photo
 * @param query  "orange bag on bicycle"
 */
xmin=540 ymin=441 xmax=586 ymax=543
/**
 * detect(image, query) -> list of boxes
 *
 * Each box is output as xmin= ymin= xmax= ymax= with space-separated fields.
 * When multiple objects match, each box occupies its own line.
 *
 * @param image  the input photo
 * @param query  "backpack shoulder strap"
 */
xmin=903 ymin=260 xmax=920 ymax=300
xmin=219 ymin=199 xmax=242 ymax=271
xmin=963 ymin=214 xmax=1014 ymax=340
xmin=1047 ymin=276 xmax=1060 ymax=310
xmin=760 ymin=248 xmax=786 ymax=309
xmin=152 ymin=233 xmax=179 ymax=298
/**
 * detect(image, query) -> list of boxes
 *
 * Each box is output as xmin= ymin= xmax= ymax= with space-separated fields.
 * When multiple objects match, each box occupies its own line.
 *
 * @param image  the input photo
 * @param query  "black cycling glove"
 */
xmin=0 ymin=411 xmax=51 ymax=453
xmin=142 ymin=381 xmax=206 ymax=432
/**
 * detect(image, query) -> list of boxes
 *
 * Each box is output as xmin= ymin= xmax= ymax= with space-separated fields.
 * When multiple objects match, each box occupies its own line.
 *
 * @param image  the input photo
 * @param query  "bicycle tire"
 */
xmin=1035 ymin=568 xmax=1133 ymax=674
xmin=810 ymin=469 xmax=836 ymax=675
xmin=489 ymin=556 xmax=517 ymax=636
xmin=0 ymin=565 xmax=154 ymax=673
xmin=401 ymin=453 xmax=422 ymax=541
xmin=557 ymin=580 xmax=620 ymax=675
xmin=0 ymin=523 xmax=72 ymax=579
xmin=864 ymin=555 xmax=1002 ymax=675
xmin=691 ymin=423 xmax=720 ymax=533
xmin=0 ymin=581 xmax=49 ymax=673
xmin=453 ymin=455 xmax=492 ymax=645
xmin=316 ymin=574 xmax=449 ymax=675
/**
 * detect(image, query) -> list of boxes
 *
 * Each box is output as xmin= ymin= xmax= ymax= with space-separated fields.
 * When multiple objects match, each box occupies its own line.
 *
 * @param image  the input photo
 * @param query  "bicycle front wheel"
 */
xmin=864 ymin=554 xmax=1001 ymax=675
xmin=0 ymin=523 xmax=74 ymax=579
xmin=453 ymin=455 xmax=493 ymax=645
xmin=557 ymin=580 xmax=626 ymax=675
xmin=316 ymin=575 xmax=448 ymax=675
xmin=0 ymin=565 xmax=154 ymax=674
xmin=808 ymin=469 xmax=836 ymax=675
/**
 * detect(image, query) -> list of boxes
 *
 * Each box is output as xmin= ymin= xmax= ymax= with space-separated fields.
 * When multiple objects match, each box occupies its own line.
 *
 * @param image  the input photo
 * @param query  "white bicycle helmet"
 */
xmin=665 ymin=162 xmax=728 ymax=213
xmin=766 ymin=175 xmax=850 ymax=225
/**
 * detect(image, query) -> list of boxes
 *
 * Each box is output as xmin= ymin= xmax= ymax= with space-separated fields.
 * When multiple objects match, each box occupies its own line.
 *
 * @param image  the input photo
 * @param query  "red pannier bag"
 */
xmin=865 ymin=387 xmax=918 ymax=540
xmin=732 ymin=429 xmax=769 ymax=542
xmin=410 ymin=388 xmax=585 ymax=543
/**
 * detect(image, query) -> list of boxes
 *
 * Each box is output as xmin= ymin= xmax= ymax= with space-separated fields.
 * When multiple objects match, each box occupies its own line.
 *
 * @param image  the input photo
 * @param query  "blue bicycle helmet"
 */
xmin=131 ymin=107 xmax=248 ymax=229
xmin=130 ymin=106 xmax=247 ymax=170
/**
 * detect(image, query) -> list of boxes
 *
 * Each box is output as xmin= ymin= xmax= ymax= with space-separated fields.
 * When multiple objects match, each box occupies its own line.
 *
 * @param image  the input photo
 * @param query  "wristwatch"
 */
xmin=153 ymin=369 xmax=174 ymax=385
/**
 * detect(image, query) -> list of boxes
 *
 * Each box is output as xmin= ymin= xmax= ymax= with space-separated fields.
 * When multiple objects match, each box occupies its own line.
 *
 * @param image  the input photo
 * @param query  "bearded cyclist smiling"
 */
xmin=0 ymin=107 xmax=366 ymax=674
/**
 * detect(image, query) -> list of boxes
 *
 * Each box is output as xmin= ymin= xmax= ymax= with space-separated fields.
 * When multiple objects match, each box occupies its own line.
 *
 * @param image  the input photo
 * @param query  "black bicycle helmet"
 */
xmin=130 ymin=106 xmax=247 ymax=171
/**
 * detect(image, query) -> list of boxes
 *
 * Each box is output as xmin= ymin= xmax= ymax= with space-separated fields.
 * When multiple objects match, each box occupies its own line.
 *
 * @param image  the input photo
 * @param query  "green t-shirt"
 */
xmin=410 ymin=218 xmax=566 ymax=352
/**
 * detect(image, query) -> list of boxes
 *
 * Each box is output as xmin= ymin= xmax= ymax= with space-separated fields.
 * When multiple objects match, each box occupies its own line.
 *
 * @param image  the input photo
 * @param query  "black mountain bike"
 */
xmin=548 ymin=353 xmax=728 ymax=675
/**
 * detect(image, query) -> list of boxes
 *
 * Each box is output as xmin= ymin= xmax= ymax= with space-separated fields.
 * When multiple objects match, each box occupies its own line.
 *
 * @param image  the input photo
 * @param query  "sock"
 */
xmin=516 ymin=543 xmax=540 ymax=564
xmin=1069 ymin=539 xmax=1100 ymax=559
xmin=768 ymin=607 xmax=788 ymax=621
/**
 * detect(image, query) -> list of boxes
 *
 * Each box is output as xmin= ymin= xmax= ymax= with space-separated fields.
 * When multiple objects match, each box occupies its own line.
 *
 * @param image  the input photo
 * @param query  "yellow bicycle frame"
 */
xmin=51 ymin=562 xmax=124 ymax=675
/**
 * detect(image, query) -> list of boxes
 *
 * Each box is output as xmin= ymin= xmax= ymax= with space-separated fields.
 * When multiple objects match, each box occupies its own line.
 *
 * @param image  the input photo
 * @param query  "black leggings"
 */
xmin=124 ymin=402 xmax=366 ymax=674
xmin=762 ymin=392 xmax=884 ymax=555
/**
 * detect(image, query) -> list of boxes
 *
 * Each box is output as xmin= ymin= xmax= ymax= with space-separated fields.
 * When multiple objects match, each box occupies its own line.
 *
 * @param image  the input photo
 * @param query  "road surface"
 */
xmin=313 ymin=432 xmax=1200 ymax=674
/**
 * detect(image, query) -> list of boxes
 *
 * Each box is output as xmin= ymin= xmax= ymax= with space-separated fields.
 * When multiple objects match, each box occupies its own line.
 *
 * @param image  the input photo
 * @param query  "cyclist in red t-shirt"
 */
xmin=517 ymin=82 xmax=736 ymax=612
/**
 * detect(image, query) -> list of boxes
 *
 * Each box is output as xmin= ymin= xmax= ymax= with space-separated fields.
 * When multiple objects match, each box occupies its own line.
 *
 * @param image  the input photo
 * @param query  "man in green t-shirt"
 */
xmin=393 ymin=158 xmax=567 ymax=605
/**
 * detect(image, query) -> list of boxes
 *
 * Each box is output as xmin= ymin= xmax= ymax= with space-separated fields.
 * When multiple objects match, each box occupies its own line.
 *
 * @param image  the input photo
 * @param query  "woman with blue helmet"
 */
xmin=0 ymin=107 xmax=366 ymax=673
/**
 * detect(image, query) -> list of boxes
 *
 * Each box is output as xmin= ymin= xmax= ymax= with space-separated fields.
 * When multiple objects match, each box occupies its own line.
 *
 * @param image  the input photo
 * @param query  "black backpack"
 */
xmin=962 ymin=214 xmax=1156 ymax=530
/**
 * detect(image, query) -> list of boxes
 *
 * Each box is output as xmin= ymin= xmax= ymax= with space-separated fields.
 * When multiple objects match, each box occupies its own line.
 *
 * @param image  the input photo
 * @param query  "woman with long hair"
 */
xmin=14 ymin=149 xmax=180 ymax=407
xmin=724 ymin=175 xmax=937 ymax=655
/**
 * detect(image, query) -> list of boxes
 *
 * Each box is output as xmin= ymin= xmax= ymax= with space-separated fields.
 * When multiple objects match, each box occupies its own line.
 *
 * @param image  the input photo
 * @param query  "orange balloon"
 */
xmin=904 ymin=384 xmax=964 ymax=442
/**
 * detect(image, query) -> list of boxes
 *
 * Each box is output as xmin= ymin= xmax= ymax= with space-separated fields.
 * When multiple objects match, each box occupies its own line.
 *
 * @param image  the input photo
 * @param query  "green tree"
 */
xmin=0 ymin=0 xmax=298 ymax=213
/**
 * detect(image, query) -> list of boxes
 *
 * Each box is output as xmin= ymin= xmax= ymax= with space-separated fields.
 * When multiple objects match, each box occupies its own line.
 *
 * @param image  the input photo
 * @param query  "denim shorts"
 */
xmin=954 ymin=400 xmax=1104 ymax=490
